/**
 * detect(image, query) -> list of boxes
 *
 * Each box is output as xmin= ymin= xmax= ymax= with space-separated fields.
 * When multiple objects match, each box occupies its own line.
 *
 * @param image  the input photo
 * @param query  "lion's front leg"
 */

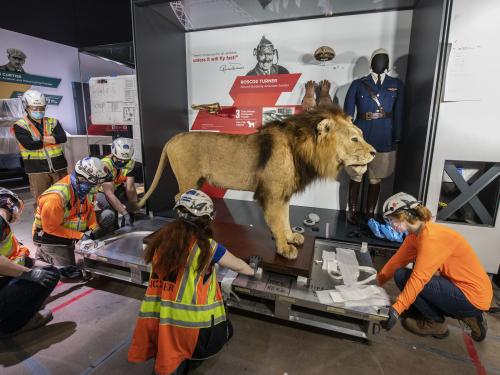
xmin=262 ymin=199 xmax=298 ymax=260
xmin=282 ymin=201 xmax=304 ymax=246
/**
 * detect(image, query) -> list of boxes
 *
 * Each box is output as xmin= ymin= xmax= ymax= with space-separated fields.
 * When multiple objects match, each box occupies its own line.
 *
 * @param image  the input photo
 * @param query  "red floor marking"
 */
xmin=51 ymin=288 xmax=96 ymax=313
xmin=463 ymin=332 xmax=487 ymax=375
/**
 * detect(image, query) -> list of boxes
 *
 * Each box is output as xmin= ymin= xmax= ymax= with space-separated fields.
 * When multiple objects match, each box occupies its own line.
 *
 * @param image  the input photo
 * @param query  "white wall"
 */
xmin=426 ymin=0 xmax=500 ymax=273
xmin=185 ymin=10 xmax=412 ymax=209
xmin=0 ymin=28 xmax=80 ymax=134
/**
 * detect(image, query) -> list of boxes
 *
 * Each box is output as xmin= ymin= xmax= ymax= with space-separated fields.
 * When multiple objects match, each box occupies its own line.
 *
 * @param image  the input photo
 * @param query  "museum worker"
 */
xmin=0 ymin=187 xmax=60 ymax=338
xmin=13 ymin=90 xmax=68 ymax=204
xmin=128 ymin=189 xmax=255 ymax=375
xmin=95 ymin=138 xmax=140 ymax=234
xmin=378 ymin=192 xmax=492 ymax=342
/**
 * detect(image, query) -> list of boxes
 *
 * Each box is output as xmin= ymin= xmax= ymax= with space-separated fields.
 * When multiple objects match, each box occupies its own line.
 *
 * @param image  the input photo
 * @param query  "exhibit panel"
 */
xmin=185 ymin=10 xmax=413 ymax=209
xmin=426 ymin=0 xmax=500 ymax=273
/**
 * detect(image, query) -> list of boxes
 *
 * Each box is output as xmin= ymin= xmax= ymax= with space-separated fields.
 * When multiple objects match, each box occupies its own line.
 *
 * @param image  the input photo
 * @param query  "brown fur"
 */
xmin=139 ymin=107 xmax=375 ymax=259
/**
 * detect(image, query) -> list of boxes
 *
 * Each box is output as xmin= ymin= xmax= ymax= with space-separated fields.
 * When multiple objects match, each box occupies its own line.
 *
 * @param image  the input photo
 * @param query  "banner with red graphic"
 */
xmin=191 ymin=74 xmax=302 ymax=134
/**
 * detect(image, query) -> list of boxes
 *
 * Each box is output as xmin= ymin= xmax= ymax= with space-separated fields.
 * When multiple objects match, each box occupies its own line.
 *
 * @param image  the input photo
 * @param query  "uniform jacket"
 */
xmin=344 ymin=74 xmax=404 ymax=152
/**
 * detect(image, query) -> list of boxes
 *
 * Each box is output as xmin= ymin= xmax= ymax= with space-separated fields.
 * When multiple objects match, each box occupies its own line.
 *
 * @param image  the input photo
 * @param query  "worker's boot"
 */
xmin=402 ymin=317 xmax=449 ymax=339
xmin=458 ymin=314 xmax=488 ymax=342
xmin=0 ymin=309 xmax=53 ymax=339
xmin=365 ymin=183 xmax=381 ymax=220
xmin=346 ymin=180 xmax=361 ymax=225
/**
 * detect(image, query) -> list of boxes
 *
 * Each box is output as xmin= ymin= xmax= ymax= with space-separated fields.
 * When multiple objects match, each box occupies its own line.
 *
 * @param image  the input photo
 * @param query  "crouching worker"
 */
xmin=128 ymin=190 xmax=255 ymax=375
xmin=33 ymin=157 xmax=111 ymax=277
xmin=0 ymin=187 xmax=60 ymax=337
xmin=95 ymin=138 xmax=140 ymax=234
xmin=378 ymin=193 xmax=493 ymax=342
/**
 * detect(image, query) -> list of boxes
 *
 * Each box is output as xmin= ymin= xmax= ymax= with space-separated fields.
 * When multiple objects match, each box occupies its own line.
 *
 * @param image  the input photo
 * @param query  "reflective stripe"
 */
xmin=142 ymin=296 xmax=224 ymax=311
xmin=137 ymin=312 xmax=226 ymax=328
xmin=191 ymin=239 xmax=217 ymax=304
xmin=0 ymin=231 xmax=14 ymax=258
xmin=15 ymin=117 xmax=64 ymax=161
xmin=175 ymin=242 xmax=199 ymax=303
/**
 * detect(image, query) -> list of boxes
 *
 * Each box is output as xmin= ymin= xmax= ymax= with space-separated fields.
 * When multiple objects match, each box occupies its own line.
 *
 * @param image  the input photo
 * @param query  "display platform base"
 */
xmin=212 ymin=221 xmax=314 ymax=278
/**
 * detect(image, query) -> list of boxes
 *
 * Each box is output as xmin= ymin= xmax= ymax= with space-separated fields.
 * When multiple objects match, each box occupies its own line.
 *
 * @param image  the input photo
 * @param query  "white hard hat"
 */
xmin=0 ymin=187 xmax=24 ymax=222
xmin=382 ymin=192 xmax=420 ymax=217
xmin=75 ymin=157 xmax=112 ymax=184
xmin=111 ymin=138 xmax=134 ymax=160
xmin=21 ymin=90 xmax=46 ymax=109
xmin=174 ymin=189 xmax=215 ymax=221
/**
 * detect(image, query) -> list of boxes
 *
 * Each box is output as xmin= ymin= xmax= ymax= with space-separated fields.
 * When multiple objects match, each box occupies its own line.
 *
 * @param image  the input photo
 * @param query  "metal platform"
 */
xmin=75 ymin=217 xmax=388 ymax=340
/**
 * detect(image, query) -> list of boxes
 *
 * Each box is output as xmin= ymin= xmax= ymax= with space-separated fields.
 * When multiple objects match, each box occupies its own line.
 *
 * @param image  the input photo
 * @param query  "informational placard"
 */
xmin=89 ymin=75 xmax=138 ymax=126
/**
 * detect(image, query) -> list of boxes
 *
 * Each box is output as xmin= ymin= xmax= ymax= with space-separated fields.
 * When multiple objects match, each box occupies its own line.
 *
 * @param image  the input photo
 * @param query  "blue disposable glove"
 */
xmin=368 ymin=218 xmax=384 ymax=239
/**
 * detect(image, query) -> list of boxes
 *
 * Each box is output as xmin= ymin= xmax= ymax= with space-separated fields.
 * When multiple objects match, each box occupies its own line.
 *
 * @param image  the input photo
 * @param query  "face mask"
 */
xmin=29 ymin=110 xmax=45 ymax=120
xmin=70 ymin=172 xmax=95 ymax=202
xmin=371 ymin=54 xmax=389 ymax=74
xmin=112 ymin=158 xmax=128 ymax=169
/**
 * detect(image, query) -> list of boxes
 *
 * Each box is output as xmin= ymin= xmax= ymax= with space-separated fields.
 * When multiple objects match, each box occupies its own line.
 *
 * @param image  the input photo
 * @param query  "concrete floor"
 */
xmin=1 ymin=189 xmax=499 ymax=375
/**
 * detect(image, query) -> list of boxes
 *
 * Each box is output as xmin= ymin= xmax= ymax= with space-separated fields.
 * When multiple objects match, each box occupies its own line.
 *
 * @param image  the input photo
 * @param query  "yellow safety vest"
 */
xmin=0 ymin=222 xmax=26 ymax=266
xmin=13 ymin=116 xmax=66 ymax=173
xmin=34 ymin=175 xmax=92 ymax=233
xmin=100 ymin=156 xmax=135 ymax=191
xmin=137 ymin=239 xmax=226 ymax=328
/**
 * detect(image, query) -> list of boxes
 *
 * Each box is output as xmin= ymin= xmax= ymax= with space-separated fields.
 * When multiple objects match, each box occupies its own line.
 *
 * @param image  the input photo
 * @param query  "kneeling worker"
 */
xmin=378 ymin=192 xmax=492 ymax=341
xmin=96 ymin=138 xmax=139 ymax=234
xmin=33 ymin=157 xmax=111 ymax=269
xmin=129 ymin=190 xmax=255 ymax=375
xmin=0 ymin=187 xmax=60 ymax=337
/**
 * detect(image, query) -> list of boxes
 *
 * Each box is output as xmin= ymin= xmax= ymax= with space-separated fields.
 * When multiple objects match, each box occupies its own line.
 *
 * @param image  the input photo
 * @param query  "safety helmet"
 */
xmin=382 ymin=192 xmax=420 ymax=217
xmin=174 ymin=189 xmax=215 ymax=221
xmin=111 ymin=138 xmax=134 ymax=160
xmin=0 ymin=187 xmax=24 ymax=223
xmin=21 ymin=90 xmax=46 ymax=109
xmin=74 ymin=157 xmax=112 ymax=185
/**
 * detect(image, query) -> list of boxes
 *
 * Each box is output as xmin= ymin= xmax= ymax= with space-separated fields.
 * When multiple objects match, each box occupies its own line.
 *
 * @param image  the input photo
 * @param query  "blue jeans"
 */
xmin=394 ymin=268 xmax=482 ymax=322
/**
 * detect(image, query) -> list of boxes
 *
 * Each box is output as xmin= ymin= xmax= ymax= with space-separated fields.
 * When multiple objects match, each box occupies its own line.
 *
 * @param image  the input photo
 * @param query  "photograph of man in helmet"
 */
xmin=0 ymin=48 xmax=27 ymax=73
xmin=246 ymin=35 xmax=289 ymax=76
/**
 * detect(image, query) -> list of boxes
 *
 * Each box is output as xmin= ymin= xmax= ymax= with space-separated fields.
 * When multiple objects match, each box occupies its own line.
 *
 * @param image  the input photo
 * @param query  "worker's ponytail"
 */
xmin=413 ymin=205 xmax=433 ymax=222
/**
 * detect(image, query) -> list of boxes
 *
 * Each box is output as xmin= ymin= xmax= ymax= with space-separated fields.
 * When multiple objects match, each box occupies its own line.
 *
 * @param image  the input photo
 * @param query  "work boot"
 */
xmin=458 ymin=314 xmax=488 ymax=342
xmin=346 ymin=180 xmax=361 ymax=225
xmin=0 ymin=309 xmax=53 ymax=338
xmin=365 ymin=183 xmax=381 ymax=220
xmin=402 ymin=317 xmax=449 ymax=339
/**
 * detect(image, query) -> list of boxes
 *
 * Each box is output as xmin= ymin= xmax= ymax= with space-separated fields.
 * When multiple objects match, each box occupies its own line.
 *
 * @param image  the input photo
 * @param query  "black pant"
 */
xmin=0 ymin=273 xmax=58 ymax=334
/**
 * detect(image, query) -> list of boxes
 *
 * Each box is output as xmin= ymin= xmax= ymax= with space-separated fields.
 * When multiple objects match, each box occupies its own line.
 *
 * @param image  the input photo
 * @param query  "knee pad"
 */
xmin=99 ymin=210 xmax=116 ymax=228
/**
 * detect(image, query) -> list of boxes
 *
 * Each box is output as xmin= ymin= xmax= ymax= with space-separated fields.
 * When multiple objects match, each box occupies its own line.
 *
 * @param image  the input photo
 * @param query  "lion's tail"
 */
xmin=137 ymin=141 xmax=170 ymax=208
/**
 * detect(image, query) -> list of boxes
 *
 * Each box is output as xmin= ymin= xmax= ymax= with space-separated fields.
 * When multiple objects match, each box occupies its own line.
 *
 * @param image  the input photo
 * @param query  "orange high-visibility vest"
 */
xmin=34 ymin=175 xmax=94 ymax=235
xmin=128 ymin=239 xmax=226 ymax=375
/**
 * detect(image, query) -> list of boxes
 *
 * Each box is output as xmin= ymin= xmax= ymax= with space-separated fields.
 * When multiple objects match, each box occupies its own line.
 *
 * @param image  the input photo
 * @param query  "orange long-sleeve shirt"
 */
xmin=377 ymin=221 xmax=492 ymax=315
xmin=35 ymin=193 xmax=98 ymax=240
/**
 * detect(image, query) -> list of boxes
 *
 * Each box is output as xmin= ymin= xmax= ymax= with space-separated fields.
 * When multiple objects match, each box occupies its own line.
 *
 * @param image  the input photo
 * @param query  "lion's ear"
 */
xmin=316 ymin=119 xmax=335 ymax=139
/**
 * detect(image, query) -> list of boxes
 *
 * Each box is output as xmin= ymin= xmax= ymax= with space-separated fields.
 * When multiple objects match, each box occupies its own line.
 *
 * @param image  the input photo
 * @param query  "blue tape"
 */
xmin=79 ymin=335 xmax=132 ymax=375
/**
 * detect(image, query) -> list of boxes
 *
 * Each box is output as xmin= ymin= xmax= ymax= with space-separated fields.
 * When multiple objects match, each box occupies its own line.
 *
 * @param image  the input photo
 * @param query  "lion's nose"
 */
xmin=370 ymin=151 xmax=376 ymax=157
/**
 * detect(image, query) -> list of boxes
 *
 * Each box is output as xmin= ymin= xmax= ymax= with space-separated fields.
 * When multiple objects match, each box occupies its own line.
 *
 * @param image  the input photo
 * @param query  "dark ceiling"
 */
xmin=0 ymin=0 xmax=133 ymax=48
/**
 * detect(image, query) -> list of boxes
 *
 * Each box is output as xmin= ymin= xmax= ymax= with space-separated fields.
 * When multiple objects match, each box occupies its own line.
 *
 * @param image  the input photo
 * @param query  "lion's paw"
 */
xmin=277 ymin=244 xmax=298 ymax=260
xmin=287 ymin=232 xmax=304 ymax=246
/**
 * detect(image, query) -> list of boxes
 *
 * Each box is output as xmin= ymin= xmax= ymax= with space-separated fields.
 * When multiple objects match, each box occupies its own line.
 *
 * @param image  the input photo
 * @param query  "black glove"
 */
xmin=380 ymin=306 xmax=399 ymax=331
xmin=19 ymin=266 xmax=60 ymax=287
xmin=59 ymin=265 xmax=83 ymax=279
xmin=248 ymin=255 xmax=261 ymax=274
xmin=81 ymin=230 xmax=95 ymax=242
xmin=121 ymin=212 xmax=134 ymax=227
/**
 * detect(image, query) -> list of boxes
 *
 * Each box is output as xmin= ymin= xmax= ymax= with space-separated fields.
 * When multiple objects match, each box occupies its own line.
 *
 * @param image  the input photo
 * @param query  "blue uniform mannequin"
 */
xmin=343 ymin=49 xmax=405 ymax=224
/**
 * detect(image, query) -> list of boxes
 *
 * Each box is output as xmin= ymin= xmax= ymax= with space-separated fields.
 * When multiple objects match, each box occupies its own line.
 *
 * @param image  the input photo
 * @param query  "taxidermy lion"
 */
xmin=138 ymin=107 xmax=375 ymax=259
